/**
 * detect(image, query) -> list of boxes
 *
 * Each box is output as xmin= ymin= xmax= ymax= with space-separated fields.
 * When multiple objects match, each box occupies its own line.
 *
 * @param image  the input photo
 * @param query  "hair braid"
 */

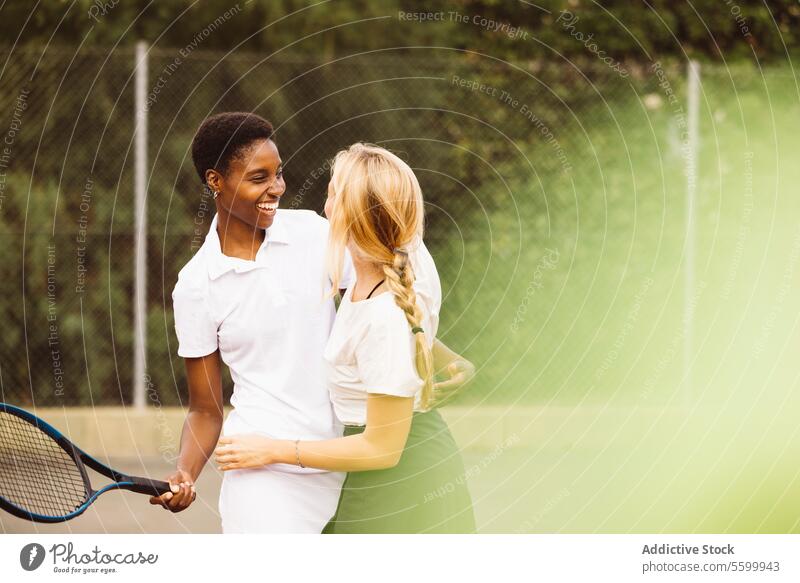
xmin=383 ymin=250 xmax=434 ymax=410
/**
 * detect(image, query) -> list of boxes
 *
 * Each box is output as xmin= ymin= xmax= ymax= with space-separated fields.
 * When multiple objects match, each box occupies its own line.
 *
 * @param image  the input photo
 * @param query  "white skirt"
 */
xmin=218 ymin=410 xmax=345 ymax=533
xmin=219 ymin=466 xmax=344 ymax=533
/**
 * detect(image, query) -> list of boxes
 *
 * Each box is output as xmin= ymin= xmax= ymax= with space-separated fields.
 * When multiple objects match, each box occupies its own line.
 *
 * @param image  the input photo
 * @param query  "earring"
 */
xmin=213 ymin=190 xmax=219 ymax=199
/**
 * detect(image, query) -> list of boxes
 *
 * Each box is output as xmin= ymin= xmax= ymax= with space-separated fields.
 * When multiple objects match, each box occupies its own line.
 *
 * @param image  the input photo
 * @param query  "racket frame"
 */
xmin=0 ymin=403 xmax=172 ymax=523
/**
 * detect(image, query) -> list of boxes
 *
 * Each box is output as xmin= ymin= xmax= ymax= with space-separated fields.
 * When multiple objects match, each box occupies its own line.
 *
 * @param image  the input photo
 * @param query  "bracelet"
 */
xmin=294 ymin=439 xmax=305 ymax=468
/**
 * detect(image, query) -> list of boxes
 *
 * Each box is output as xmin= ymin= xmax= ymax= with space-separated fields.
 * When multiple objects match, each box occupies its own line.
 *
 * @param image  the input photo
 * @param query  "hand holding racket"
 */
xmin=148 ymin=468 xmax=196 ymax=512
xmin=0 ymin=403 xmax=174 ymax=523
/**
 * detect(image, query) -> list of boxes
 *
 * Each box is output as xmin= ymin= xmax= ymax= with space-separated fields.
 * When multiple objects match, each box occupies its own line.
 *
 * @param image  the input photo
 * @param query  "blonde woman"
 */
xmin=215 ymin=143 xmax=476 ymax=533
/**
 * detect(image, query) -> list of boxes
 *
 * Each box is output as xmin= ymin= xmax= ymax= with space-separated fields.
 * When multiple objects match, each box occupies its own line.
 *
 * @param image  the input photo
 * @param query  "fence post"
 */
xmin=684 ymin=60 xmax=700 ymax=405
xmin=133 ymin=41 xmax=148 ymax=410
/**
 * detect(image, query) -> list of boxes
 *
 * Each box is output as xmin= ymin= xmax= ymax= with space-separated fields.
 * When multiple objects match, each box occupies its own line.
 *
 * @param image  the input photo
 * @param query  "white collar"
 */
xmin=205 ymin=213 xmax=290 ymax=280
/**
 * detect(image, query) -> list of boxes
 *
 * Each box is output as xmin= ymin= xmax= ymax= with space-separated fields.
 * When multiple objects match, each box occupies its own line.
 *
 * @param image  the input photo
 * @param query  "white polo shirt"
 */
xmin=172 ymin=210 xmax=353 ymax=452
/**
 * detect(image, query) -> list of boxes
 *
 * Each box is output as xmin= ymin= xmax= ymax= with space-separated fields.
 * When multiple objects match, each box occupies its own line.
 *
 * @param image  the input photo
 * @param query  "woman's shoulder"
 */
xmin=359 ymin=293 xmax=414 ymax=336
xmin=408 ymin=237 xmax=439 ymax=280
xmin=408 ymin=236 xmax=441 ymax=324
xmin=365 ymin=288 xmax=435 ymax=347
xmin=173 ymin=248 xmax=210 ymax=300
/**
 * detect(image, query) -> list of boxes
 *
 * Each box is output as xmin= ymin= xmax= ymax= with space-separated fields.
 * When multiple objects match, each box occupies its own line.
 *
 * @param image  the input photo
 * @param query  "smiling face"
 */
xmin=207 ymin=139 xmax=285 ymax=230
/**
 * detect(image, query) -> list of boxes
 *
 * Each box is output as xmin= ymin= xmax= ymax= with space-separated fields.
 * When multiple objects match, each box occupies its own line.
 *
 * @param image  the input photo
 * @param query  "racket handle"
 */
xmin=122 ymin=476 xmax=173 ymax=496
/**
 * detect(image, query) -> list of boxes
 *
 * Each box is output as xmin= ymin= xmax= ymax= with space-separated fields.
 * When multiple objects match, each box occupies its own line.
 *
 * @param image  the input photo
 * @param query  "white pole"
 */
xmin=684 ymin=60 xmax=700 ymax=406
xmin=133 ymin=41 xmax=148 ymax=410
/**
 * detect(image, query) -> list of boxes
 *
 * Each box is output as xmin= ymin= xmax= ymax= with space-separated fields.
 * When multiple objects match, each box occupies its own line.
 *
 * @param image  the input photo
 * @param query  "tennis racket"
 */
xmin=0 ymin=403 xmax=172 ymax=523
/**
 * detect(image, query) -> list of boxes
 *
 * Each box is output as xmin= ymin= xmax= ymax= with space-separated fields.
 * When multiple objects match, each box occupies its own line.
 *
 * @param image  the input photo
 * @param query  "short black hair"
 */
xmin=190 ymin=112 xmax=275 ymax=184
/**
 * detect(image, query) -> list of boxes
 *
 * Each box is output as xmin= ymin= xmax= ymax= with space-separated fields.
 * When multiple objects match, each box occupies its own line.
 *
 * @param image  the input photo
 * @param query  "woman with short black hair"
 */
xmin=151 ymin=111 xmax=349 ymax=532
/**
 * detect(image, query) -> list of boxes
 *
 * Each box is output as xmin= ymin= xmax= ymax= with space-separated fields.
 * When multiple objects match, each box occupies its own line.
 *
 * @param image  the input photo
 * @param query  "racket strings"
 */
xmin=0 ymin=411 xmax=88 ymax=518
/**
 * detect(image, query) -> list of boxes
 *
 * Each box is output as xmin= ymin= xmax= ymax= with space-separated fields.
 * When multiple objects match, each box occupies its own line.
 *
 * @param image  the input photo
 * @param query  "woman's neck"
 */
xmin=215 ymin=207 xmax=265 ymax=260
xmin=350 ymin=252 xmax=386 ymax=301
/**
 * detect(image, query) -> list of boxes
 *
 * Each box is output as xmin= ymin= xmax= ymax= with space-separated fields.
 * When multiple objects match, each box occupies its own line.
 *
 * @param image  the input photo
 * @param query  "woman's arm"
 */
xmin=150 ymin=350 xmax=224 ymax=512
xmin=215 ymin=393 xmax=414 ymax=472
xmin=177 ymin=351 xmax=226 ymax=478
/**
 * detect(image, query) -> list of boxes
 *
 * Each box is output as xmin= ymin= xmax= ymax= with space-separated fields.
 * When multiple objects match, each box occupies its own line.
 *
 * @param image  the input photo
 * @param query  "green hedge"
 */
xmin=2 ymin=0 xmax=797 ymax=61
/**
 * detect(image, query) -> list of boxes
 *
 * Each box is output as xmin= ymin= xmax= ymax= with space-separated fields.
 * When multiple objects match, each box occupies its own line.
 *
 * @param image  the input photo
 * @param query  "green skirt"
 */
xmin=323 ymin=409 xmax=476 ymax=533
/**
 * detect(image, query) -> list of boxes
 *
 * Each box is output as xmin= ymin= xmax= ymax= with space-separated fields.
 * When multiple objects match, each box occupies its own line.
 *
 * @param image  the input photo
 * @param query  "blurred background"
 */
xmin=1 ymin=0 xmax=799 ymax=533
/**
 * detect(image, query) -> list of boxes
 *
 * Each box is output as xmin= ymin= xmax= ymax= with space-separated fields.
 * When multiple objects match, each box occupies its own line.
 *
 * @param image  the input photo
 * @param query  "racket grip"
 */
xmin=123 ymin=476 xmax=173 ymax=496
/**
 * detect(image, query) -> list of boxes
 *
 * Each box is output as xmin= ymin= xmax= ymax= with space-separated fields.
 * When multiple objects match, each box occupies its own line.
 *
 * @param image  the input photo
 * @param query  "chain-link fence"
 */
xmin=1 ymin=44 xmax=791 ymax=408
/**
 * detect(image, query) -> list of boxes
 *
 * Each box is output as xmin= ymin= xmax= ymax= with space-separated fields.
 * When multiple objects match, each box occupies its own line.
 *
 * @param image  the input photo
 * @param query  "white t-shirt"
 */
xmin=172 ymin=210 xmax=354 ymax=460
xmin=323 ymin=239 xmax=441 ymax=426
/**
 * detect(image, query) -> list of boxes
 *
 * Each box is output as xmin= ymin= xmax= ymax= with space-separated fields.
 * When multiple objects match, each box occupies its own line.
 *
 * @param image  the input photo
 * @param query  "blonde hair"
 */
xmin=327 ymin=143 xmax=434 ymax=410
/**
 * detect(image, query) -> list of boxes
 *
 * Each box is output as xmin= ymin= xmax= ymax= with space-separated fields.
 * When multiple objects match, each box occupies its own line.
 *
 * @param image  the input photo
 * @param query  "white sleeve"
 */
xmin=354 ymin=305 xmax=422 ymax=398
xmin=172 ymin=279 xmax=218 ymax=358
